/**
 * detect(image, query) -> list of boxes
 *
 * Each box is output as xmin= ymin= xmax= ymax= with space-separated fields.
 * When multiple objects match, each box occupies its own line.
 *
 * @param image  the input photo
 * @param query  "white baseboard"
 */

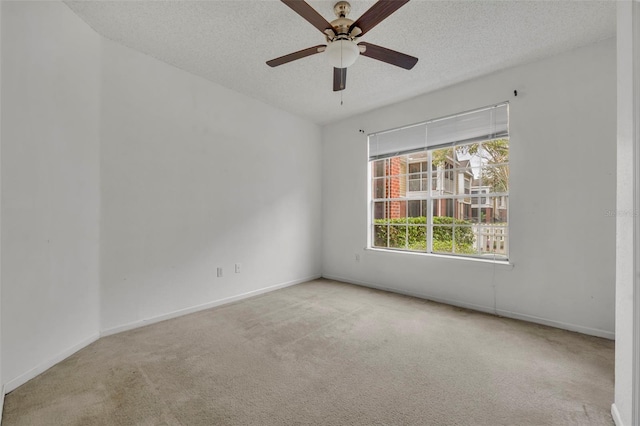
xmin=611 ymin=403 xmax=624 ymax=426
xmin=3 ymin=333 xmax=100 ymax=394
xmin=101 ymin=275 xmax=321 ymax=337
xmin=323 ymin=274 xmax=615 ymax=340
xmin=494 ymin=307 xmax=615 ymax=340
xmin=0 ymin=384 xmax=5 ymax=424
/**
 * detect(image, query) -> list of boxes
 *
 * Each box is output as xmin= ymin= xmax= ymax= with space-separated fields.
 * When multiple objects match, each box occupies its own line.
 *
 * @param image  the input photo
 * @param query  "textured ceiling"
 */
xmin=65 ymin=0 xmax=616 ymax=124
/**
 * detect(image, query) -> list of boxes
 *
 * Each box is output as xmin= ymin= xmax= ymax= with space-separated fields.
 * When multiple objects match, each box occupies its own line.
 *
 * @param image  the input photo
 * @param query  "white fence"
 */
xmin=473 ymin=224 xmax=508 ymax=254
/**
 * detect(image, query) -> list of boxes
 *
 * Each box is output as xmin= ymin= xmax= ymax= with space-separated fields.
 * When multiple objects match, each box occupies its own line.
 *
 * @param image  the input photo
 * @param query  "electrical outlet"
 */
xmin=235 ymin=263 xmax=241 ymax=273
xmin=217 ymin=267 xmax=223 ymax=278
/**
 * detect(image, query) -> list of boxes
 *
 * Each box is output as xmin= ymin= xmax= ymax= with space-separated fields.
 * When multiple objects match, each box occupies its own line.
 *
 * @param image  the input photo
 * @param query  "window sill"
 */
xmin=364 ymin=247 xmax=514 ymax=268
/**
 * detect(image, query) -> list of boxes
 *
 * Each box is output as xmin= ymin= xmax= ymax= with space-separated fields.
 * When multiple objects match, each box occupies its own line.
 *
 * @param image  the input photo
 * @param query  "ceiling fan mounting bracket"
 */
xmin=333 ymin=1 xmax=351 ymax=18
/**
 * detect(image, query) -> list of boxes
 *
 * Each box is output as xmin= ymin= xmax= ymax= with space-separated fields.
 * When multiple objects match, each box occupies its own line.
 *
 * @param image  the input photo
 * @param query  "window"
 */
xmin=408 ymin=155 xmax=429 ymax=192
xmin=368 ymin=104 xmax=509 ymax=260
xmin=471 ymin=189 xmax=489 ymax=206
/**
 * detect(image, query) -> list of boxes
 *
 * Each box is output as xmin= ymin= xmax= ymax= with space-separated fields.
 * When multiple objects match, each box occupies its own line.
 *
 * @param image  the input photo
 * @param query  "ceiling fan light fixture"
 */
xmin=325 ymin=39 xmax=359 ymax=68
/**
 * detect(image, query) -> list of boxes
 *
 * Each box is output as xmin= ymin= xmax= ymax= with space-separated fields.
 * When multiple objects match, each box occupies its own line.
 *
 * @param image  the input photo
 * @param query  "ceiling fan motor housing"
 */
xmin=328 ymin=2 xmax=361 ymax=39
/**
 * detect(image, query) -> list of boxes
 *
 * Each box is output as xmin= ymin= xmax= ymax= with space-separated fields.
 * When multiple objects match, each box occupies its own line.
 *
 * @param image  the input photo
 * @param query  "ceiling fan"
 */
xmin=266 ymin=0 xmax=418 ymax=92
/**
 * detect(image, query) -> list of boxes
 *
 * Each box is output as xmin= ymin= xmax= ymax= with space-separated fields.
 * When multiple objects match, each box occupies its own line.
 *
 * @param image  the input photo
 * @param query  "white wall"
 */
xmin=99 ymin=39 xmax=322 ymax=333
xmin=0 ymin=0 xmax=321 ymax=392
xmin=0 ymin=0 xmax=4 ymax=414
xmin=1 ymin=1 xmax=101 ymax=390
xmin=613 ymin=2 xmax=639 ymax=425
xmin=322 ymin=38 xmax=616 ymax=339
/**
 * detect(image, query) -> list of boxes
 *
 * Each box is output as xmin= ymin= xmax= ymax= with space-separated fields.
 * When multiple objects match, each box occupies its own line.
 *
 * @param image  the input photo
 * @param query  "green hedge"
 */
xmin=374 ymin=216 xmax=476 ymax=253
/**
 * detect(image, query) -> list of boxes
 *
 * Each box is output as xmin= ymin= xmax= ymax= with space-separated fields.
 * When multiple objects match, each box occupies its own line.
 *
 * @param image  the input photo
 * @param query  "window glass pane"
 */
xmin=387 ymin=157 xmax=406 ymax=177
xmin=471 ymin=188 xmax=489 ymax=207
xmin=388 ymin=200 xmax=407 ymax=223
xmin=373 ymin=178 xmax=386 ymax=199
xmin=453 ymin=226 xmax=476 ymax=255
xmin=443 ymin=168 xmax=455 ymax=194
xmin=454 ymin=169 xmax=474 ymax=196
xmin=408 ymin=173 xmax=422 ymax=192
xmin=388 ymin=225 xmax=408 ymax=249
xmin=479 ymin=205 xmax=494 ymax=224
xmin=432 ymin=199 xmax=455 ymax=220
xmin=407 ymin=226 xmax=427 ymax=251
xmin=480 ymin=139 xmax=509 ymax=164
xmin=408 ymin=152 xmax=428 ymax=165
xmin=478 ymin=197 xmax=508 ymax=224
xmin=432 ymin=226 xmax=453 ymax=253
xmin=446 ymin=199 xmax=455 ymax=218
xmin=432 ymin=159 xmax=456 ymax=195
xmin=373 ymin=201 xmax=388 ymax=222
xmin=388 ymin=176 xmax=404 ymax=198
xmin=431 ymin=147 xmax=453 ymax=170
xmin=408 ymin=166 xmax=429 ymax=192
xmin=455 ymin=142 xmax=483 ymax=166
xmin=454 ymin=145 xmax=469 ymax=166
xmin=372 ymin=159 xmax=387 ymax=178
xmin=431 ymin=171 xmax=438 ymax=192
xmin=469 ymin=205 xmax=481 ymax=223
xmin=457 ymin=200 xmax=474 ymax=222
xmin=477 ymin=226 xmax=508 ymax=258
xmin=494 ymin=195 xmax=508 ymax=223
xmin=481 ymin=164 xmax=510 ymax=193
xmin=373 ymin=225 xmax=388 ymax=248
xmin=408 ymin=163 xmax=420 ymax=174
xmin=408 ymin=200 xmax=427 ymax=218
xmin=452 ymin=199 xmax=471 ymax=222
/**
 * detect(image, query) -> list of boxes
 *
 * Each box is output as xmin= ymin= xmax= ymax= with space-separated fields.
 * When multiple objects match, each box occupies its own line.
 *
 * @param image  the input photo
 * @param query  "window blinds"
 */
xmin=368 ymin=103 xmax=508 ymax=161
xmin=367 ymin=123 xmax=427 ymax=161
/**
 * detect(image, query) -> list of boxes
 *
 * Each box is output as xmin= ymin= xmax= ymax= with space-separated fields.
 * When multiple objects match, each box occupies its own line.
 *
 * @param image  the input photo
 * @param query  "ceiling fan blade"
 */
xmin=349 ymin=0 xmax=410 ymax=37
xmin=266 ymin=45 xmax=326 ymax=67
xmin=333 ymin=67 xmax=347 ymax=91
xmin=359 ymin=42 xmax=418 ymax=70
xmin=281 ymin=0 xmax=336 ymax=36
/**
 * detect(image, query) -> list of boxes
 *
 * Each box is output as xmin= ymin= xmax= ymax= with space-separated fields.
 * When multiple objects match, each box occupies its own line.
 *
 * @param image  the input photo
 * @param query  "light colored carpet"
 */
xmin=3 ymin=279 xmax=614 ymax=425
